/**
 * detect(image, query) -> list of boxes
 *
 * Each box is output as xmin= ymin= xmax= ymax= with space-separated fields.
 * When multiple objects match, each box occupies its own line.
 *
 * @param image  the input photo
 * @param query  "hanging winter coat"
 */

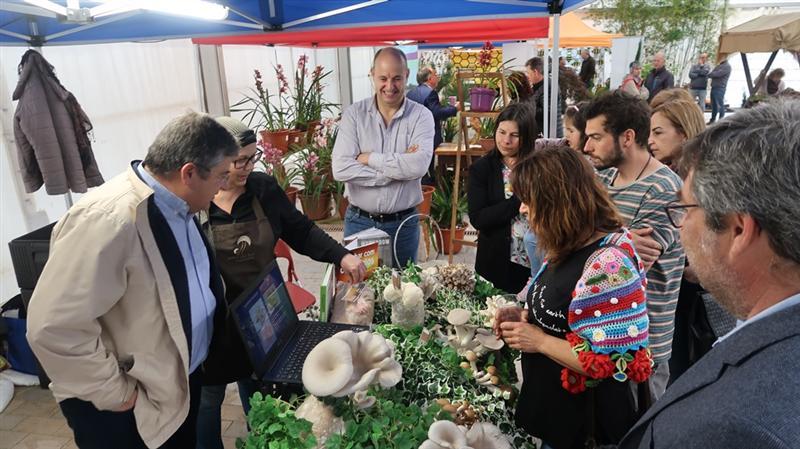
xmin=12 ymin=50 xmax=103 ymax=195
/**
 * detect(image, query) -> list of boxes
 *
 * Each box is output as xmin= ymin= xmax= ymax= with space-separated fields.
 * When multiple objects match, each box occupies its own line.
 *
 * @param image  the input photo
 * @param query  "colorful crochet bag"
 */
xmin=561 ymin=229 xmax=654 ymax=393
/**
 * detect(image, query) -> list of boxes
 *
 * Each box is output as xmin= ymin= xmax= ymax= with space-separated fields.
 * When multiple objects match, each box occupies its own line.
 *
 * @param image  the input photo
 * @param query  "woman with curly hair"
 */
xmin=495 ymin=144 xmax=653 ymax=449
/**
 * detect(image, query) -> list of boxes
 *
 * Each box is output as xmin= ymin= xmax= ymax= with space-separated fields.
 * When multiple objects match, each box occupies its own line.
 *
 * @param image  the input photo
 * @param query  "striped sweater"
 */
xmin=598 ymin=166 xmax=685 ymax=364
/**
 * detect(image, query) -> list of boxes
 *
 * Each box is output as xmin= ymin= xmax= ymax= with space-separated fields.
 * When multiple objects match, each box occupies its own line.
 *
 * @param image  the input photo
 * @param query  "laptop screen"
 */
xmin=231 ymin=260 xmax=298 ymax=374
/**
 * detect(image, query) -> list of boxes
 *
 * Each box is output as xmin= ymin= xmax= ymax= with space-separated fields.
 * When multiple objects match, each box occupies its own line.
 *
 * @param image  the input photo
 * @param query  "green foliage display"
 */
xmin=374 ymin=325 xmax=535 ymax=449
xmin=324 ymin=396 xmax=442 ymax=449
xmin=430 ymin=171 xmax=467 ymax=228
xmin=236 ymin=393 xmax=316 ymax=449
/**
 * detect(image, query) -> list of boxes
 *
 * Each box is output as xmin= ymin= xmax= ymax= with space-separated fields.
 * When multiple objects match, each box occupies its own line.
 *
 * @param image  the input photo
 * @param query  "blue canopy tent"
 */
xmin=1 ymin=1 xmax=591 ymax=46
xmin=1 ymin=0 xmax=592 ymax=136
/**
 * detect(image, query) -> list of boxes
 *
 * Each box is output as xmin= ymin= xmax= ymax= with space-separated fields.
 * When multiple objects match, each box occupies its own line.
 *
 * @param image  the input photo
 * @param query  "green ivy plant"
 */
xmin=236 ymin=393 xmax=316 ymax=449
xmin=324 ymin=396 xmax=442 ymax=449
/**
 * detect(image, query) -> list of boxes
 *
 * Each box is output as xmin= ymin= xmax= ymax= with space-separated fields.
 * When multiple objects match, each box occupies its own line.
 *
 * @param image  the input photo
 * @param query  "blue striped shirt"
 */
xmin=598 ymin=166 xmax=685 ymax=364
xmin=137 ymin=163 xmax=215 ymax=373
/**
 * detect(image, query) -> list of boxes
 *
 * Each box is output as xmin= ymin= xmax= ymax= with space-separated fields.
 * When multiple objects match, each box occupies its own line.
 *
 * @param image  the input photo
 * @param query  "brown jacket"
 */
xmin=13 ymin=51 xmax=103 ymax=194
xmin=26 ymin=166 xmax=218 ymax=448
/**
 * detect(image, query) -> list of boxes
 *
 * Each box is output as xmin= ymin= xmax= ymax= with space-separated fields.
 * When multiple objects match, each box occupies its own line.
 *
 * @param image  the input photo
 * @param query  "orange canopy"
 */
xmin=549 ymin=13 xmax=622 ymax=48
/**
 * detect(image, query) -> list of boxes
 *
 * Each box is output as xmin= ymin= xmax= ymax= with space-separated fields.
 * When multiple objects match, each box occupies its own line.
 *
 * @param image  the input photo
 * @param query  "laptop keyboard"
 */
xmin=274 ymin=323 xmax=364 ymax=380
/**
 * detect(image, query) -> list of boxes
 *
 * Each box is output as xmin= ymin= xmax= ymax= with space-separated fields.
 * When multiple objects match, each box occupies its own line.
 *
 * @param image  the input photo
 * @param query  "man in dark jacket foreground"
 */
xmin=619 ymin=99 xmax=800 ymax=449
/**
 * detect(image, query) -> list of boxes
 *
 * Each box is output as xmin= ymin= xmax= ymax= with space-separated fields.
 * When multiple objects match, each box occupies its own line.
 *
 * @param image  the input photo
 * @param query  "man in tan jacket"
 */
xmin=26 ymin=112 xmax=239 ymax=449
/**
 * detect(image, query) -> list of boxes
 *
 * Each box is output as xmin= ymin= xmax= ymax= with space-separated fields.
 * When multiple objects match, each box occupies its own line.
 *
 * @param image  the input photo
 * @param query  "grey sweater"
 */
xmin=709 ymin=61 xmax=732 ymax=90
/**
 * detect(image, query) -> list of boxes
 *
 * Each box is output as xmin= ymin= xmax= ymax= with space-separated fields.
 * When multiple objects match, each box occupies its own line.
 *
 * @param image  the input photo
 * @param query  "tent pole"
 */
xmin=543 ymin=40 xmax=549 ymax=138
xmin=752 ymin=50 xmax=778 ymax=94
xmin=194 ymin=44 xmax=230 ymax=117
xmin=741 ymin=53 xmax=754 ymax=96
xmin=337 ymin=47 xmax=353 ymax=108
xmin=549 ymin=13 xmax=560 ymax=139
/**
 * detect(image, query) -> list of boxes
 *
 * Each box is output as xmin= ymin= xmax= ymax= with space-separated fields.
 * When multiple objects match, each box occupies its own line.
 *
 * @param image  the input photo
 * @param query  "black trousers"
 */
xmin=60 ymin=370 xmax=202 ymax=449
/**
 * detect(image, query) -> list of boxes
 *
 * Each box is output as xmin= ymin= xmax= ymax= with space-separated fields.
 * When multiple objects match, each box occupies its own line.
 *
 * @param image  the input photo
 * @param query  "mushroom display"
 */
xmin=302 ymin=330 xmax=403 ymax=397
xmin=295 ymin=395 xmax=344 ymax=448
xmin=465 ymin=422 xmax=512 ymax=449
xmin=383 ymin=271 xmax=426 ymax=327
xmin=479 ymin=295 xmax=519 ymax=328
xmin=419 ymin=421 xmax=513 ymax=449
xmin=436 ymin=264 xmax=476 ymax=293
xmin=418 ymin=420 xmax=468 ymax=449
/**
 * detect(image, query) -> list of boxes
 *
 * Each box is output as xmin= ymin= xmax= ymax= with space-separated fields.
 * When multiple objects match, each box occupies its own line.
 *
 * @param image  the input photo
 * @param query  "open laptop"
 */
xmin=230 ymin=259 xmax=368 ymax=385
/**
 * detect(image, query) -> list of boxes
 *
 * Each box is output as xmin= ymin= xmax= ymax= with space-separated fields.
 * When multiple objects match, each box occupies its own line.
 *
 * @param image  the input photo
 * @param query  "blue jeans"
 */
xmin=523 ymin=230 xmax=544 ymax=278
xmin=344 ymin=206 xmax=419 ymax=268
xmin=710 ymin=87 xmax=726 ymax=121
xmin=690 ymin=89 xmax=706 ymax=112
xmin=196 ymin=378 xmax=259 ymax=449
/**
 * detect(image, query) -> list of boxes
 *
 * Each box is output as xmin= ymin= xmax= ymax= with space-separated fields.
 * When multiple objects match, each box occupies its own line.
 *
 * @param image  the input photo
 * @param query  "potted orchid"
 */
xmin=258 ymin=142 xmax=300 ymax=204
xmin=231 ymin=68 xmax=300 ymax=153
xmin=470 ymin=42 xmax=498 ymax=112
xmin=296 ymin=150 xmax=332 ymax=221
xmin=292 ymin=56 xmax=336 ymax=138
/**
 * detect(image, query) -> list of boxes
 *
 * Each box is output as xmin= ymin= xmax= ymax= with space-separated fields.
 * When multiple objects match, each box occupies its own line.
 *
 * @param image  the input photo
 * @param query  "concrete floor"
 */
xmin=0 ymin=221 xmax=478 ymax=448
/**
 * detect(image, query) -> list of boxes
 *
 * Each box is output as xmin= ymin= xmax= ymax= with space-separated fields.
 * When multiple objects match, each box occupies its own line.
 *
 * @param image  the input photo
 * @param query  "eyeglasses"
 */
xmin=233 ymin=149 xmax=263 ymax=169
xmin=664 ymin=202 xmax=699 ymax=228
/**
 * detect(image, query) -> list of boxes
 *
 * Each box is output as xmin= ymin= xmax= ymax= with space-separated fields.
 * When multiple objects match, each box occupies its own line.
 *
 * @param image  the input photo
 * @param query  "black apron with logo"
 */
xmin=202 ymin=198 xmax=276 ymax=385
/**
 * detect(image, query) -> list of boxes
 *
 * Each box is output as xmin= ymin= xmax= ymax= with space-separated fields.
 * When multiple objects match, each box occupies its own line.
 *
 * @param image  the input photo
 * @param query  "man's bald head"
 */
xmin=372 ymin=47 xmax=408 ymax=70
xmin=653 ymin=52 xmax=666 ymax=70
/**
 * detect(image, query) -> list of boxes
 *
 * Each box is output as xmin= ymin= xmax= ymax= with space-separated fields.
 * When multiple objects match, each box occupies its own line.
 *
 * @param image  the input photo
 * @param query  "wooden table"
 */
xmin=434 ymin=142 xmax=489 ymax=180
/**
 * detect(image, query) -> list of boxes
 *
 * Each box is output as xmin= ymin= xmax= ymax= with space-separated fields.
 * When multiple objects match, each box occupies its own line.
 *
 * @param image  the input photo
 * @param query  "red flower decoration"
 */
xmin=578 ymin=351 xmax=616 ymax=379
xmin=590 ymin=286 xmax=600 ymax=294
xmin=561 ymin=368 xmax=587 ymax=394
xmin=626 ymin=349 xmax=653 ymax=383
xmin=592 ymin=262 xmax=601 ymax=270
xmin=565 ymin=332 xmax=583 ymax=347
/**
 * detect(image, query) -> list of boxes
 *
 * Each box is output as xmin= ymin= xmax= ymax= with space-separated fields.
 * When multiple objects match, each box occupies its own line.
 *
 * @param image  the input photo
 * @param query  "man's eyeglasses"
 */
xmin=664 ymin=202 xmax=699 ymax=228
xmin=233 ymin=149 xmax=263 ymax=169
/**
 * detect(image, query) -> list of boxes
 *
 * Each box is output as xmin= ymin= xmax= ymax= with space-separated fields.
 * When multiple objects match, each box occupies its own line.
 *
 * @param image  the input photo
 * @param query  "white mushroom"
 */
xmin=384 ymin=278 xmax=425 ymax=327
xmin=420 ymin=420 xmax=468 ymax=449
xmin=352 ymin=390 xmax=377 ymax=410
xmin=447 ymin=309 xmax=477 ymax=348
xmin=465 ymin=422 xmax=512 ymax=449
xmin=302 ymin=331 xmax=402 ymax=398
xmin=475 ymin=333 xmax=505 ymax=352
xmin=301 ymin=338 xmax=354 ymax=396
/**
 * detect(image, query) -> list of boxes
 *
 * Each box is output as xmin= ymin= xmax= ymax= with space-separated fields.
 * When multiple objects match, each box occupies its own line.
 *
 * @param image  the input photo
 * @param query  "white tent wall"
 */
xmin=0 ymin=40 xmax=203 ymax=304
xmin=350 ymin=47 xmax=380 ymax=103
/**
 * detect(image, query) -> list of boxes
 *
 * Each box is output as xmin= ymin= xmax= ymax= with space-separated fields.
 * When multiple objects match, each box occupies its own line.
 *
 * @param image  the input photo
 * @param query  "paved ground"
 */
xmin=1 ymin=221 xmax=477 ymax=448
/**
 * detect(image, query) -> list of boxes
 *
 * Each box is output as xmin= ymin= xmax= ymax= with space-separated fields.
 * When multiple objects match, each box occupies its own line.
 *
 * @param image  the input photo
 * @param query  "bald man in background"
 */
xmin=332 ymin=47 xmax=434 ymax=267
xmin=645 ymin=52 xmax=675 ymax=102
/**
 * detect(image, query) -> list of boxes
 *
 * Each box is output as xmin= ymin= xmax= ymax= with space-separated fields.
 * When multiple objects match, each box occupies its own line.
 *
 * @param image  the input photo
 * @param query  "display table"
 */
xmin=434 ymin=142 xmax=489 ymax=179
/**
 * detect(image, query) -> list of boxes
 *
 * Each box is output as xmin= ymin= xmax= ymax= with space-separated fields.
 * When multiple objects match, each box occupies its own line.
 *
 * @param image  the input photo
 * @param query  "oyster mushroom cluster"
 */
xmin=436 ymin=264 xmax=476 ymax=293
xmin=479 ymin=295 xmax=519 ymax=329
xmin=432 ymin=308 xmax=505 ymax=356
xmin=302 ymin=330 xmax=402 ymax=397
xmin=383 ymin=271 xmax=425 ymax=327
xmin=419 ymin=421 xmax=512 ymax=449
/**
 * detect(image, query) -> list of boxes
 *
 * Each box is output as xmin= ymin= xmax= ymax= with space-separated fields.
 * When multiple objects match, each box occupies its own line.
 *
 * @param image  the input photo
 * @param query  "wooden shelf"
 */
xmin=462 ymin=111 xmax=501 ymax=118
xmin=448 ymin=70 xmax=509 ymax=264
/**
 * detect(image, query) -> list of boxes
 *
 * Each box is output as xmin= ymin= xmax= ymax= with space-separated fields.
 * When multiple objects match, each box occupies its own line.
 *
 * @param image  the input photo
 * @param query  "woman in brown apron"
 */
xmin=196 ymin=117 xmax=366 ymax=449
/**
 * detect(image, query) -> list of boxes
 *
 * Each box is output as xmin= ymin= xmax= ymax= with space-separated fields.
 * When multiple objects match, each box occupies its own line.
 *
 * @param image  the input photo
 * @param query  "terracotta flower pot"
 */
xmin=435 ymin=226 xmax=465 ymax=255
xmin=260 ymin=129 xmax=306 ymax=154
xmin=299 ymin=192 xmax=332 ymax=221
xmin=478 ymin=138 xmax=495 ymax=153
xmin=469 ymin=87 xmax=497 ymax=112
xmin=417 ymin=185 xmax=436 ymax=217
xmin=305 ymin=120 xmax=321 ymax=143
xmin=284 ymin=186 xmax=299 ymax=208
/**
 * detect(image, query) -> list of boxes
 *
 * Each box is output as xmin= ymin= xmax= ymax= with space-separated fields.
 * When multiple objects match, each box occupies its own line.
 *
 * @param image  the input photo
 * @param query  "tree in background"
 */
xmin=588 ymin=0 xmax=727 ymax=86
